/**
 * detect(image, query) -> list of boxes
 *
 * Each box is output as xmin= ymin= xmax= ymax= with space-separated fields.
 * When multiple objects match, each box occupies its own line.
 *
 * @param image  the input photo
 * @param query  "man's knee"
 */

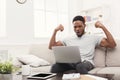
xmin=50 ymin=64 xmax=59 ymax=73
xmin=51 ymin=68 xmax=57 ymax=73
xmin=50 ymin=63 xmax=66 ymax=73
xmin=76 ymin=63 xmax=88 ymax=74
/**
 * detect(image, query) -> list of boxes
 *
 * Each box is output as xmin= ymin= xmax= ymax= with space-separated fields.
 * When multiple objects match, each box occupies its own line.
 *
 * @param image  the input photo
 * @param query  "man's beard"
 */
xmin=76 ymin=31 xmax=84 ymax=37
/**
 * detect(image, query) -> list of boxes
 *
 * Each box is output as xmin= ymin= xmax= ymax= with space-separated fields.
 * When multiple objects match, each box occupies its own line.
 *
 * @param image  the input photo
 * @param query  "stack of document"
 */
xmin=62 ymin=74 xmax=108 ymax=80
xmin=84 ymin=75 xmax=108 ymax=80
xmin=62 ymin=73 xmax=80 ymax=80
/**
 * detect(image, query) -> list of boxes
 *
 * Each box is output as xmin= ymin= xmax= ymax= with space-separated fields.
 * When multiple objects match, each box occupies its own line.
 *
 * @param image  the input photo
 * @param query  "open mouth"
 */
xmin=76 ymin=31 xmax=80 ymax=34
xmin=75 ymin=31 xmax=82 ymax=37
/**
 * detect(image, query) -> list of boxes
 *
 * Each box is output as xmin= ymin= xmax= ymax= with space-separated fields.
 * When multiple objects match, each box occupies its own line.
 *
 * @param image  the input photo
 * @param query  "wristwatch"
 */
xmin=16 ymin=0 xmax=27 ymax=4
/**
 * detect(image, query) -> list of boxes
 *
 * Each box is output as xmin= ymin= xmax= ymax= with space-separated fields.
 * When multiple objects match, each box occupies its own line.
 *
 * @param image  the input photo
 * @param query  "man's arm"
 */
xmin=95 ymin=21 xmax=116 ymax=48
xmin=49 ymin=24 xmax=64 ymax=49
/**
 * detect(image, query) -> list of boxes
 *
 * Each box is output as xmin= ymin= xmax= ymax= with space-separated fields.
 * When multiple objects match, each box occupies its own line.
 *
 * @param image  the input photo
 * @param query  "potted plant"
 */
xmin=0 ymin=61 xmax=18 ymax=80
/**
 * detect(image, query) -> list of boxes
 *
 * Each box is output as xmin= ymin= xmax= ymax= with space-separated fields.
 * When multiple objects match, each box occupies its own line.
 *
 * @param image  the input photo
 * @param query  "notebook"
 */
xmin=52 ymin=46 xmax=81 ymax=63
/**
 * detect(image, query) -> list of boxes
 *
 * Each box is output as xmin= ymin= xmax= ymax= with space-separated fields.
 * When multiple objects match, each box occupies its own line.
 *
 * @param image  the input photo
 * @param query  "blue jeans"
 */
xmin=51 ymin=60 xmax=94 ymax=74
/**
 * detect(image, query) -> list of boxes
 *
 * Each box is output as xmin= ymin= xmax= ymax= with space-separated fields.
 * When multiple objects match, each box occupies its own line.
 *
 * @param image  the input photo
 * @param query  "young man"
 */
xmin=49 ymin=15 xmax=116 ymax=74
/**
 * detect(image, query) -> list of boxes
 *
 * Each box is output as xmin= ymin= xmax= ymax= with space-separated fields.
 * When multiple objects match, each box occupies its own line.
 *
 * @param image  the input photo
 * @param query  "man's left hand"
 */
xmin=95 ymin=21 xmax=104 ymax=28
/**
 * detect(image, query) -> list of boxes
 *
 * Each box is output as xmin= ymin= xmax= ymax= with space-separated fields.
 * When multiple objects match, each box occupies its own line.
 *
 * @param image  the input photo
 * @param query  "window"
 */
xmin=0 ymin=0 xmax=6 ymax=37
xmin=34 ymin=0 xmax=69 ymax=38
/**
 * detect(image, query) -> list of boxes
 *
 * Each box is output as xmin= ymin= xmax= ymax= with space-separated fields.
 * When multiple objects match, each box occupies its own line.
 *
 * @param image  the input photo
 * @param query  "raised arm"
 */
xmin=49 ymin=24 xmax=64 ymax=49
xmin=95 ymin=21 xmax=116 ymax=48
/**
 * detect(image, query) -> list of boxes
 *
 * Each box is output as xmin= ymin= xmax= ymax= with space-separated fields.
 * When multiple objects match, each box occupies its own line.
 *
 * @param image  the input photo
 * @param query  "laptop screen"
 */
xmin=52 ymin=46 xmax=81 ymax=63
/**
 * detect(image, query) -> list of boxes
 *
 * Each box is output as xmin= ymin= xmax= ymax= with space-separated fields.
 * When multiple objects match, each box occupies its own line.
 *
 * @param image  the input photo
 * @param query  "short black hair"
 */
xmin=72 ymin=15 xmax=85 ymax=24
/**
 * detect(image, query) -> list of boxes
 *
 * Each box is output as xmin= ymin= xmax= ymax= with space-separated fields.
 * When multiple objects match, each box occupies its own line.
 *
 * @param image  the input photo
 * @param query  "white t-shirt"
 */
xmin=61 ymin=33 xmax=103 ymax=65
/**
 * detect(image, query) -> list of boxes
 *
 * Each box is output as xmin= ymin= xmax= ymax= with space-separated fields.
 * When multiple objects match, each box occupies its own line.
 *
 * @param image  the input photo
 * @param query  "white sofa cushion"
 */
xmin=29 ymin=44 xmax=55 ymax=64
xmin=97 ymin=67 xmax=120 ymax=74
xmin=93 ymin=46 xmax=106 ymax=67
xmin=17 ymin=54 xmax=50 ymax=67
xmin=30 ymin=66 xmax=52 ymax=74
xmin=12 ymin=58 xmax=23 ymax=67
xmin=88 ymin=67 xmax=104 ymax=74
xmin=106 ymin=40 xmax=120 ymax=67
xmin=96 ymin=67 xmax=120 ymax=80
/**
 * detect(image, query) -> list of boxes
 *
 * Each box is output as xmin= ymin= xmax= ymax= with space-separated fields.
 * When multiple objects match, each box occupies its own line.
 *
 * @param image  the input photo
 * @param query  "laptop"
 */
xmin=52 ymin=46 xmax=81 ymax=63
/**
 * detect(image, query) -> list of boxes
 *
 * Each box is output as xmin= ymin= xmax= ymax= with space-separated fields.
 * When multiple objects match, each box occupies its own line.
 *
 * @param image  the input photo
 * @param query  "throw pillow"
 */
xmin=17 ymin=55 xmax=50 ymax=67
xmin=12 ymin=58 xmax=23 ymax=67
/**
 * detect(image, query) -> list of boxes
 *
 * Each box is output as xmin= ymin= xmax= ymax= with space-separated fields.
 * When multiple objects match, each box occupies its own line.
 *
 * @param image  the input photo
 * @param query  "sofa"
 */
xmin=88 ymin=40 xmax=120 ymax=80
xmin=14 ymin=40 xmax=120 ymax=80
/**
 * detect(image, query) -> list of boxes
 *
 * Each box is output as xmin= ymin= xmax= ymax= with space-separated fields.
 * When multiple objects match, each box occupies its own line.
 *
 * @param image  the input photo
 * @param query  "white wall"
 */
xmin=0 ymin=0 xmax=80 ymax=45
xmin=68 ymin=0 xmax=82 ymax=34
xmin=0 ymin=0 xmax=34 ymax=45
xmin=77 ymin=0 xmax=120 ymax=39
xmin=110 ymin=0 xmax=120 ymax=39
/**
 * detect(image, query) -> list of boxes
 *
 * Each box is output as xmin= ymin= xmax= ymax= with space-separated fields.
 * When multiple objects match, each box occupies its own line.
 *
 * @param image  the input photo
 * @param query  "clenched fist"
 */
xmin=55 ymin=24 xmax=64 ymax=32
xmin=95 ymin=21 xmax=104 ymax=28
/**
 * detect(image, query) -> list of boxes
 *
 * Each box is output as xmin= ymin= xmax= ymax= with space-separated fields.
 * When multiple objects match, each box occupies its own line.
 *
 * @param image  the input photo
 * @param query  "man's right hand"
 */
xmin=55 ymin=24 xmax=64 ymax=32
xmin=49 ymin=24 xmax=64 ymax=49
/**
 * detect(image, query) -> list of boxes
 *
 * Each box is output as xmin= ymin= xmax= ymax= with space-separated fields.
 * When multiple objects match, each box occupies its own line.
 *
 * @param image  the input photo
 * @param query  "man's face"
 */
xmin=73 ymin=20 xmax=85 ymax=37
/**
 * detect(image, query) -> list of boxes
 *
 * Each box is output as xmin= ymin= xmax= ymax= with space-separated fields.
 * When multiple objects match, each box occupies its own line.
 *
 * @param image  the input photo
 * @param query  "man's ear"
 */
xmin=84 ymin=24 xmax=86 ymax=27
